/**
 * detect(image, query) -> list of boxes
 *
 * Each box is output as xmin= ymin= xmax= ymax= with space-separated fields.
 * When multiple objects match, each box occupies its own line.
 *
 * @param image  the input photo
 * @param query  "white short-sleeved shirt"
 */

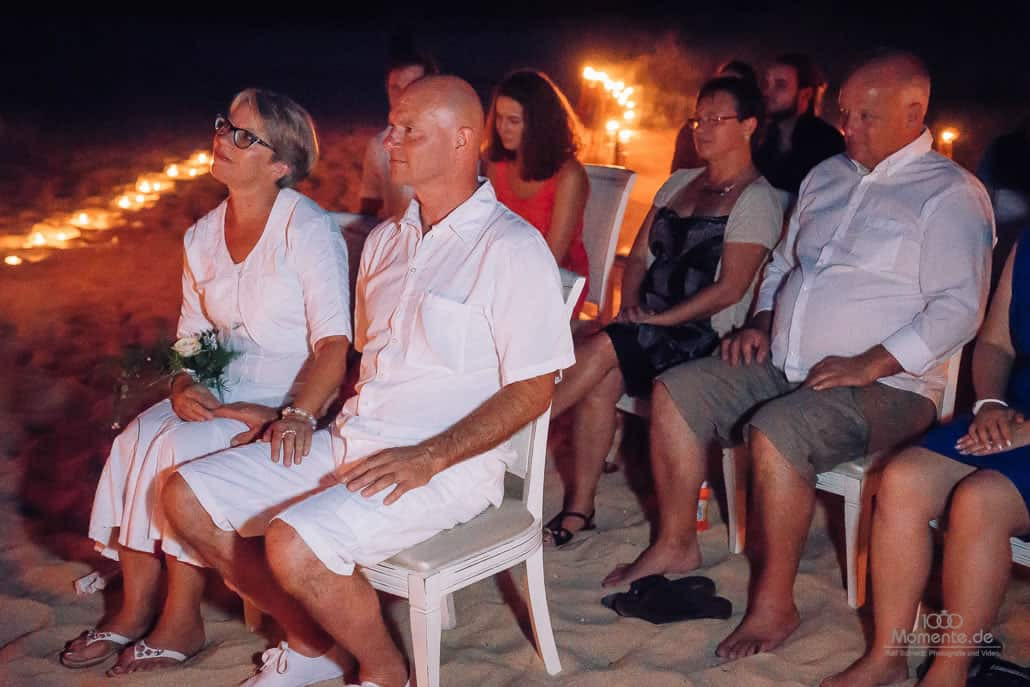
xmin=332 ymin=181 xmax=576 ymax=505
xmin=179 ymin=188 xmax=353 ymax=389
xmin=358 ymin=128 xmax=415 ymax=220
xmin=651 ymin=168 xmax=784 ymax=336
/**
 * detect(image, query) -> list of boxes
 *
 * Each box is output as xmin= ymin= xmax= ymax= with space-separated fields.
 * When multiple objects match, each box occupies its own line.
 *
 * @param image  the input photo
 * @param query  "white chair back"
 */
xmin=582 ymin=165 xmax=637 ymax=313
xmin=558 ymin=267 xmax=587 ymax=321
xmin=506 ymin=268 xmax=582 ymax=519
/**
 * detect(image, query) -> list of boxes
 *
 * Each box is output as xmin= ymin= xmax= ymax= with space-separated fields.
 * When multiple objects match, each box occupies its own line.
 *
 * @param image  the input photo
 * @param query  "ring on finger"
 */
xmin=281 ymin=429 xmax=297 ymax=438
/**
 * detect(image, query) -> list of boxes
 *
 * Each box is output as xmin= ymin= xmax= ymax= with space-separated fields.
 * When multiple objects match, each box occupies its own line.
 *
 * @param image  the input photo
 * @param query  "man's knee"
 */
xmin=651 ymin=381 xmax=694 ymax=440
xmin=265 ymin=519 xmax=323 ymax=596
xmin=747 ymin=424 xmax=813 ymax=489
xmin=162 ymin=472 xmax=201 ymax=531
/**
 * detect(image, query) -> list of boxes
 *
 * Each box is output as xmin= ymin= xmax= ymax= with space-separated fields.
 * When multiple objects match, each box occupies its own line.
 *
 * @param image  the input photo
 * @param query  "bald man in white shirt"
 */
xmin=603 ymin=51 xmax=995 ymax=661
xmin=162 ymin=76 xmax=575 ymax=687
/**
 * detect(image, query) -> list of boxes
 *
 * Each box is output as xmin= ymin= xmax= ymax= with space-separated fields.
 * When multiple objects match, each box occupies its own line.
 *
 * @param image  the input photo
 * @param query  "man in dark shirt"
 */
xmin=754 ymin=53 xmax=846 ymax=194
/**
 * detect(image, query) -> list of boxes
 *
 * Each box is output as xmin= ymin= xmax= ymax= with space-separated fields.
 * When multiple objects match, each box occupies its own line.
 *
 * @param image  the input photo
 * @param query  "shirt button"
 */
xmin=409 ymin=267 xmax=416 ymax=273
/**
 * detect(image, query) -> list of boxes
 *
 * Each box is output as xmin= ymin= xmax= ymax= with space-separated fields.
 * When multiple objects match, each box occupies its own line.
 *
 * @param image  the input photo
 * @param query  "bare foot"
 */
xmin=601 ymin=538 xmax=702 ymax=588
xmin=106 ymin=615 xmax=205 ymax=675
xmin=715 ymin=603 xmax=800 ymax=660
xmin=821 ymin=652 xmax=909 ymax=687
xmin=61 ymin=611 xmax=151 ymax=666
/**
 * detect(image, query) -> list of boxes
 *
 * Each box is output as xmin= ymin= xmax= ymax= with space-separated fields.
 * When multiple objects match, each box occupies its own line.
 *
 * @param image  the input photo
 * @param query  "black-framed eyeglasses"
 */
xmin=686 ymin=114 xmax=742 ymax=130
xmin=214 ymin=114 xmax=276 ymax=152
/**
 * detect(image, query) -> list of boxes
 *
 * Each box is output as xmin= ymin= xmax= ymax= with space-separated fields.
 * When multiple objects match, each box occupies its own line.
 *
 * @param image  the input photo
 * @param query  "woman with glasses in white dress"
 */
xmin=61 ymin=89 xmax=353 ymax=675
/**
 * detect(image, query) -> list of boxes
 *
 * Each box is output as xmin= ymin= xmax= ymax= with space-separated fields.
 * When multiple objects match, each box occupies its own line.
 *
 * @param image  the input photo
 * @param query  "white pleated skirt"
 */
xmin=87 ymin=372 xmax=294 ymax=566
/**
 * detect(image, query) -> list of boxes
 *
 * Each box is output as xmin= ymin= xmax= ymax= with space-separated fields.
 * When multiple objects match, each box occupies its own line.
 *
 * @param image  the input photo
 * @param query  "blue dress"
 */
xmin=921 ymin=235 xmax=1030 ymax=509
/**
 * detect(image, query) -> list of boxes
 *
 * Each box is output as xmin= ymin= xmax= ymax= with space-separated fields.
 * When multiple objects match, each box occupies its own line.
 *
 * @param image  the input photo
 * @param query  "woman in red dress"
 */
xmin=485 ymin=70 xmax=590 ymax=316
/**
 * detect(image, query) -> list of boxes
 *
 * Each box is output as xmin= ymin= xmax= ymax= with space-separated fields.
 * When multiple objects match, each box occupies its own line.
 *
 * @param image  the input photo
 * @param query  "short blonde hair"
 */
xmin=230 ymin=88 xmax=319 ymax=188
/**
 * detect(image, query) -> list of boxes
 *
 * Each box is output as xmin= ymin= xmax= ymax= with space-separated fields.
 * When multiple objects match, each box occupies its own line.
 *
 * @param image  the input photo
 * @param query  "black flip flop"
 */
xmin=969 ymin=657 xmax=1030 ymax=686
xmin=601 ymin=574 xmax=731 ymax=624
xmin=917 ymin=640 xmax=1005 ymax=682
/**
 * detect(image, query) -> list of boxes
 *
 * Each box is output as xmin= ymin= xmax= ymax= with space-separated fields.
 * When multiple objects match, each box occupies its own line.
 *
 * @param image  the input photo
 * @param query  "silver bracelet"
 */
xmin=281 ymin=405 xmax=317 ymax=430
xmin=973 ymin=398 xmax=1008 ymax=415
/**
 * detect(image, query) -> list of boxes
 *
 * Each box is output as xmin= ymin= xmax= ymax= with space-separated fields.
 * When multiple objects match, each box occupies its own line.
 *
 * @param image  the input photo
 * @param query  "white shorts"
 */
xmin=175 ymin=430 xmax=496 ymax=575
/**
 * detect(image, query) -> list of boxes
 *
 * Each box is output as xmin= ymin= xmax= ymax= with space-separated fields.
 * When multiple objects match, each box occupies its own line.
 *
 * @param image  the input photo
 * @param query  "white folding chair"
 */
xmin=558 ymin=268 xmax=587 ymax=322
xmin=723 ymin=349 xmax=964 ymax=609
xmin=582 ymin=165 xmax=637 ymax=319
xmin=245 ymin=269 xmax=582 ymax=687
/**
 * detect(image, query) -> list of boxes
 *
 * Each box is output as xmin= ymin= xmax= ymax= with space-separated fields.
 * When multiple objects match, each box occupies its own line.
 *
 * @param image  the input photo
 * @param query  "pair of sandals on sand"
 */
xmin=60 ymin=629 xmax=196 ymax=672
xmin=601 ymin=574 xmax=732 ymax=624
xmin=544 ymin=513 xmax=732 ymax=624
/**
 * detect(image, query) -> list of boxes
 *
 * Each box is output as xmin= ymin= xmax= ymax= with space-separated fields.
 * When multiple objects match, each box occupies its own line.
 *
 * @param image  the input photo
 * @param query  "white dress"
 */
xmin=88 ymin=188 xmax=351 ymax=565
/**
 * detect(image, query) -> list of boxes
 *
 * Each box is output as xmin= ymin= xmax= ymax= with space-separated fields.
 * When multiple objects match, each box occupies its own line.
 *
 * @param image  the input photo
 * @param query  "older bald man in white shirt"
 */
xmin=162 ymin=76 xmax=575 ymax=687
xmin=603 ymin=51 xmax=995 ymax=661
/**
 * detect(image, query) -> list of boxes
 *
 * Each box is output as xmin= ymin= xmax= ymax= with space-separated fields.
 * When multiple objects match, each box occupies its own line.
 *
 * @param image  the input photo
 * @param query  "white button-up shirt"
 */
xmin=756 ymin=129 xmax=994 ymax=410
xmin=331 ymin=181 xmax=576 ymax=504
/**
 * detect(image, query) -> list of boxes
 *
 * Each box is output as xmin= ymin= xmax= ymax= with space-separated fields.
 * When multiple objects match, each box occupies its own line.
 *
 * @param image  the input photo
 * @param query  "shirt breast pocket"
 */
xmin=844 ymin=218 xmax=912 ymax=273
xmin=407 ymin=292 xmax=470 ymax=373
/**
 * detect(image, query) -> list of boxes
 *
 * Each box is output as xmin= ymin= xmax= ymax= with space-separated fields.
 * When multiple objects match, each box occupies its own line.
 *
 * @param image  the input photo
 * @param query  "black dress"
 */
xmin=605 ymin=208 xmax=726 ymax=396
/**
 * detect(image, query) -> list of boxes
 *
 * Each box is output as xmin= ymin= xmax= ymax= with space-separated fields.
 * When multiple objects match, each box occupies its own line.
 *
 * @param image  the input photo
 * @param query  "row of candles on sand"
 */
xmin=3 ymin=151 xmax=212 ymax=267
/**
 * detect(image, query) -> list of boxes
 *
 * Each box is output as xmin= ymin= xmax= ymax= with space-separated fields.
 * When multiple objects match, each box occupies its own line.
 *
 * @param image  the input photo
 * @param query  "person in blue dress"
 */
xmin=824 ymin=234 xmax=1030 ymax=687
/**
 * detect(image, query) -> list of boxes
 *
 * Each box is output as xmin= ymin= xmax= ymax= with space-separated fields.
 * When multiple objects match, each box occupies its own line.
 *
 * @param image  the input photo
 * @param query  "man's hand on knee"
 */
xmin=720 ymin=328 xmax=770 ymax=367
xmin=334 ymin=445 xmax=440 ymax=505
xmin=803 ymin=346 xmax=901 ymax=391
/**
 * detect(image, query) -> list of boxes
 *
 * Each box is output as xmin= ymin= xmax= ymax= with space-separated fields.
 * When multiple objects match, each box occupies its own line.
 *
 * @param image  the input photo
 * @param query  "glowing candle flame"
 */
xmin=940 ymin=128 xmax=959 ymax=143
xmin=4 ymin=255 xmax=22 ymax=266
xmin=188 ymin=168 xmax=198 ymax=177
xmin=31 ymin=232 xmax=46 ymax=246
xmin=623 ymin=110 xmax=635 ymax=121
xmin=197 ymin=152 xmax=209 ymax=164
xmin=135 ymin=194 xmax=145 ymax=203
xmin=583 ymin=66 xmax=596 ymax=80
xmin=77 ymin=212 xmax=90 ymax=225
xmin=153 ymin=181 xmax=163 ymax=191
xmin=138 ymin=180 xmax=152 ymax=193
xmin=606 ymin=119 xmax=621 ymax=133
xmin=627 ymin=101 xmax=636 ymax=109
xmin=55 ymin=231 xmax=69 ymax=241
xmin=118 ymin=196 xmax=131 ymax=209
xmin=618 ymin=130 xmax=632 ymax=143
xmin=166 ymin=165 xmax=180 ymax=177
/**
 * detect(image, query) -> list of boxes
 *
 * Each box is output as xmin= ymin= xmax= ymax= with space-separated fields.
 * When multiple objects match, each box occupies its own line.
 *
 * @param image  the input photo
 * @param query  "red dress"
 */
xmin=491 ymin=160 xmax=590 ymax=316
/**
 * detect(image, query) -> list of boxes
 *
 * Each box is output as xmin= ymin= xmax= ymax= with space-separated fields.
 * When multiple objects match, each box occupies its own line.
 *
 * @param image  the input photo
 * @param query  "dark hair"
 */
xmin=697 ymin=76 xmax=766 ymax=129
xmin=772 ymin=53 xmax=826 ymax=115
xmin=717 ymin=60 xmax=760 ymax=89
xmin=484 ymin=70 xmax=580 ymax=181
xmin=386 ymin=50 xmax=439 ymax=78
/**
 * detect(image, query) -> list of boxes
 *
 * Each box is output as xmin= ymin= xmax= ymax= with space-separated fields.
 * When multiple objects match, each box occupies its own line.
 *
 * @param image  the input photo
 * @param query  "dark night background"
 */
xmin=3 ymin=5 xmax=1029 ymax=167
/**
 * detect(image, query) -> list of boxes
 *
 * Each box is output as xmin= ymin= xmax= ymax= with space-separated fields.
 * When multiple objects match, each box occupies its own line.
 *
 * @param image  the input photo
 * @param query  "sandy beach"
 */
xmin=1 ymin=121 xmax=1027 ymax=687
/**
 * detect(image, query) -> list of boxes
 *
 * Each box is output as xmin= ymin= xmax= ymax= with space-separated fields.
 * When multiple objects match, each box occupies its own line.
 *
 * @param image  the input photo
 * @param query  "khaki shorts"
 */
xmin=657 ymin=356 xmax=937 ymax=484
